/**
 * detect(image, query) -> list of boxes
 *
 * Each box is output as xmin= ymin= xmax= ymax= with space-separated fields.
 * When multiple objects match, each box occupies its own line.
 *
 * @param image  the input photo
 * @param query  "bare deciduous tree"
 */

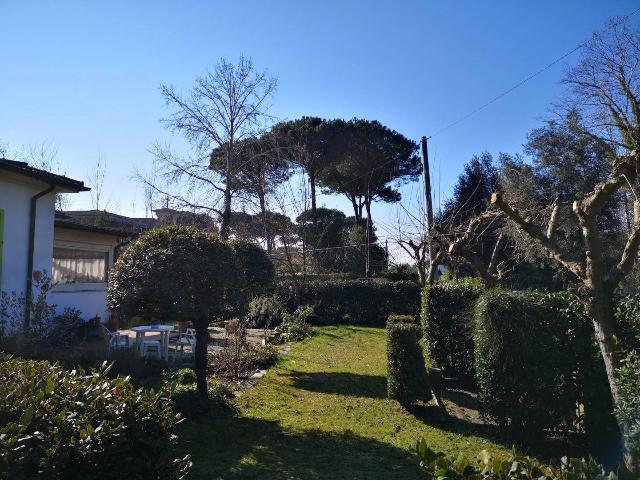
xmin=156 ymin=56 xmax=277 ymax=238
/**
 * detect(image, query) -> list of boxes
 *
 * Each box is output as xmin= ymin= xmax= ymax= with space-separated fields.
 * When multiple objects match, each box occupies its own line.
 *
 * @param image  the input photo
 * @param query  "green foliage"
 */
xmin=0 ymin=355 xmax=190 ymax=479
xmin=617 ymin=352 xmax=640 ymax=464
xmin=108 ymin=225 xmax=241 ymax=396
xmin=384 ymin=263 xmax=419 ymax=282
xmin=421 ymin=280 xmax=482 ymax=379
xmin=315 ymin=118 xmax=421 ymax=222
xmin=386 ymin=321 xmax=429 ymax=407
xmin=276 ymin=306 xmax=314 ymax=342
xmin=615 ymin=294 xmax=640 ymax=352
xmin=108 ymin=225 xmax=239 ymax=322
xmin=246 ymin=343 xmax=281 ymax=369
xmin=387 ymin=314 xmax=419 ymax=326
xmin=231 ymin=240 xmax=275 ymax=304
xmin=300 ymin=280 xmax=420 ymax=326
xmin=246 ymin=295 xmax=285 ymax=329
xmin=413 ymin=440 xmax=634 ymax=480
xmin=474 ymin=289 xmax=614 ymax=443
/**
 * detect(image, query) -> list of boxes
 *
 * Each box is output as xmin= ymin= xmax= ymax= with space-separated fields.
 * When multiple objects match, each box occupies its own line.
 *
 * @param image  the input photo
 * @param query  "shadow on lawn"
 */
xmin=284 ymin=371 xmax=387 ymax=399
xmin=179 ymin=411 xmax=425 ymax=480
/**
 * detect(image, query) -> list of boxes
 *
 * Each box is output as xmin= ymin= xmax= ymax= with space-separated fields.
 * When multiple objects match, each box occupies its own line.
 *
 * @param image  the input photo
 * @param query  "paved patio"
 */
xmin=119 ymin=326 xmax=274 ymax=354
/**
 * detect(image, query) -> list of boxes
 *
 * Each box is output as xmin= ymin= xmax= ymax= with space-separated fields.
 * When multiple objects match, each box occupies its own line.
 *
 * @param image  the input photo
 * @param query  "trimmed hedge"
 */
xmin=302 ymin=280 xmax=421 ymax=326
xmin=0 ymin=355 xmax=190 ymax=479
xmin=474 ymin=289 xmax=615 ymax=443
xmin=387 ymin=314 xmax=419 ymax=326
xmin=386 ymin=318 xmax=429 ymax=407
xmin=276 ymin=279 xmax=420 ymax=325
xmin=421 ymin=279 xmax=481 ymax=379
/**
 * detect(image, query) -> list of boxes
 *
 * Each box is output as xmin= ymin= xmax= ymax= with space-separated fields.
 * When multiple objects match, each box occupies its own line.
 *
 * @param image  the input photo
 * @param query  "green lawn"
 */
xmin=178 ymin=326 xmax=509 ymax=479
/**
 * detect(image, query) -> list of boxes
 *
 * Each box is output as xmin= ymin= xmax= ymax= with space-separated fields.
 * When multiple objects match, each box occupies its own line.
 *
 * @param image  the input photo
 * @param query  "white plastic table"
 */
xmin=131 ymin=325 xmax=174 ymax=361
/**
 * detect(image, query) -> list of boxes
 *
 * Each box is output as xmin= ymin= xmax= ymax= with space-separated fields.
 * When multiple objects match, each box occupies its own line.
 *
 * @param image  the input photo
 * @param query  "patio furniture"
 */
xmin=141 ymin=340 xmax=162 ymax=359
xmin=101 ymin=324 xmax=130 ymax=357
xmin=170 ymin=328 xmax=196 ymax=360
xmin=131 ymin=325 xmax=174 ymax=361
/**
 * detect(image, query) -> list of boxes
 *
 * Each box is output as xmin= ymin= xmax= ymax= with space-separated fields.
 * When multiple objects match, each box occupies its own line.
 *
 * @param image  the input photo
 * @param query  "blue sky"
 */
xmin=1 ymin=1 xmax=638 ymax=257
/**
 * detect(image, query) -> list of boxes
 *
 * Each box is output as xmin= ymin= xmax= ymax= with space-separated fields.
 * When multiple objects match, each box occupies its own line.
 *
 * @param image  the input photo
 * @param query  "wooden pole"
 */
xmin=421 ymin=136 xmax=434 ymax=232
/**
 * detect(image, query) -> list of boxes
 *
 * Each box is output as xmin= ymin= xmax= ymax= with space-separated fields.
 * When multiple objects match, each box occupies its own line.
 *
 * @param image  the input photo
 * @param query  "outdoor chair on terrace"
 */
xmin=169 ymin=328 xmax=196 ymax=361
xmin=101 ymin=324 xmax=130 ymax=358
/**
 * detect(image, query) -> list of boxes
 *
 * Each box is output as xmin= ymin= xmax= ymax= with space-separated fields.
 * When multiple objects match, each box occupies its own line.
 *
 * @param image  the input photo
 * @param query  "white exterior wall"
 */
xmin=48 ymin=228 xmax=121 ymax=321
xmin=0 ymin=174 xmax=55 ymax=297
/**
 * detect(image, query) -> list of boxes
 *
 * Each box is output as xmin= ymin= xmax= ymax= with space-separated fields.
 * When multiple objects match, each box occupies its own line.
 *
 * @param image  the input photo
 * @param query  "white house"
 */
xmin=0 ymin=159 xmax=127 ymax=322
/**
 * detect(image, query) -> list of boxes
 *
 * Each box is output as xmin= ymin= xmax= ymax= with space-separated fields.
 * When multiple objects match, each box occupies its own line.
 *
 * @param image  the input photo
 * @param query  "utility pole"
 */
xmin=421 ymin=136 xmax=434 ymax=231
xmin=421 ymin=136 xmax=439 ymax=285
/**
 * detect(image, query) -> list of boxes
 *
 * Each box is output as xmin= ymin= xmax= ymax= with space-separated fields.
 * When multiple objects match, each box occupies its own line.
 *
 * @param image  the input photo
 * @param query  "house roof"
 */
xmin=54 ymin=213 xmax=131 ymax=237
xmin=0 ymin=158 xmax=90 ymax=192
xmin=63 ymin=210 xmax=156 ymax=231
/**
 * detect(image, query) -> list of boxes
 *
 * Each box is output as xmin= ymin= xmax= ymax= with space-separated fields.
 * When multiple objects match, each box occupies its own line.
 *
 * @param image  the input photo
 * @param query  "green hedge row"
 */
xmin=386 ymin=317 xmax=429 ymax=407
xmin=474 ymin=289 xmax=616 ymax=443
xmin=0 ymin=355 xmax=190 ymax=479
xmin=421 ymin=279 xmax=481 ymax=379
xmin=279 ymin=280 xmax=420 ymax=326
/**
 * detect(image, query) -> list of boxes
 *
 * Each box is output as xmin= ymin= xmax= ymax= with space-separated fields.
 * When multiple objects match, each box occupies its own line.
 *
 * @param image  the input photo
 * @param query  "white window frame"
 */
xmin=51 ymin=240 xmax=112 ymax=293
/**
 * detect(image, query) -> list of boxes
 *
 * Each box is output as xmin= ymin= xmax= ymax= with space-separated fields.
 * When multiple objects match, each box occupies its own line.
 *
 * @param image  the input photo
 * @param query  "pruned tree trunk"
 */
xmin=491 ymin=153 xmax=640 ymax=471
xmin=194 ymin=322 xmax=210 ymax=398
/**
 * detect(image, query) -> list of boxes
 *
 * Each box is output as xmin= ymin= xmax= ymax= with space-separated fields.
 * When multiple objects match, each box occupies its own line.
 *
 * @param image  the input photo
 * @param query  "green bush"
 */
xmin=386 ymin=320 xmax=429 ymax=407
xmin=246 ymin=295 xmax=285 ymax=329
xmin=287 ymin=280 xmax=420 ymax=326
xmin=0 ymin=355 xmax=190 ymax=479
xmin=615 ymin=294 xmax=640 ymax=352
xmin=474 ymin=289 xmax=614 ymax=443
xmin=276 ymin=306 xmax=314 ymax=342
xmin=230 ymin=240 xmax=275 ymax=310
xmin=617 ymin=352 xmax=640 ymax=466
xmin=421 ymin=279 xmax=481 ymax=380
xmin=413 ymin=440 xmax=634 ymax=480
xmin=387 ymin=314 xmax=419 ymax=326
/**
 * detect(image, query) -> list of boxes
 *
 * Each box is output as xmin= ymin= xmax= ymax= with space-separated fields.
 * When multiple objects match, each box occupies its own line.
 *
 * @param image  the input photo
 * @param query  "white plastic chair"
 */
xmin=101 ymin=324 xmax=130 ymax=357
xmin=141 ymin=339 xmax=162 ymax=359
xmin=170 ymin=328 xmax=196 ymax=360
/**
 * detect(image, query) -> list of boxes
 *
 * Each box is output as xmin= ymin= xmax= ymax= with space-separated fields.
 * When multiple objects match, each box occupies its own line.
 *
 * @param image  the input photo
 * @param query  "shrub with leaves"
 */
xmin=413 ymin=440 xmax=634 ymax=480
xmin=615 ymin=294 xmax=640 ymax=352
xmin=617 ymin=352 xmax=640 ymax=466
xmin=474 ymin=289 xmax=615 ymax=444
xmin=387 ymin=314 xmax=419 ymax=326
xmin=246 ymin=295 xmax=285 ymax=329
xmin=276 ymin=306 xmax=314 ymax=342
xmin=387 ymin=319 xmax=429 ymax=407
xmin=280 ymin=280 xmax=420 ymax=326
xmin=421 ymin=279 xmax=481 ymax=379
xmin=0 ymin=355 xmax=190 ymax=479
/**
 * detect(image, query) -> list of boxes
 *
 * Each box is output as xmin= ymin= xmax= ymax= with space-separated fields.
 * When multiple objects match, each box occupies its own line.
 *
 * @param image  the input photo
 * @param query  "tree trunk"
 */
xmin=194 ymin=322 xmax=210 ymax=398
xmin=258 ymin=190 xmax=274 ymax=253
xmin=586 ymin=290 xmax=636 ymax=470
xmin=220 ymin=188 xmax=232 ymax=239
xmin=309 ymin=170 xmax=317 ymax=214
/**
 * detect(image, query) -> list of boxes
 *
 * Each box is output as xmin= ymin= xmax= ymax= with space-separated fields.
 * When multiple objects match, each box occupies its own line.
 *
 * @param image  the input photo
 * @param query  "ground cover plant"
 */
xmin=0 ymin=355 xmax=190 ymax=480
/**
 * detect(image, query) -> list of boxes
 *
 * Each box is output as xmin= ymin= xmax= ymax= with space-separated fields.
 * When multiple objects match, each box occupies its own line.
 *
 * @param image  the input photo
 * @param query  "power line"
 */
xmin=429 ymin=7 xmax=640 ymax=138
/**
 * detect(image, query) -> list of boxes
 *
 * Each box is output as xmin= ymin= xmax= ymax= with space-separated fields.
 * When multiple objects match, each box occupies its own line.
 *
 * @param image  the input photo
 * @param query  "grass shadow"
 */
xmin=284 ymin=371 xmax=387 ymax=399
xmin=178 ymin=409 xmax=425 ymax=480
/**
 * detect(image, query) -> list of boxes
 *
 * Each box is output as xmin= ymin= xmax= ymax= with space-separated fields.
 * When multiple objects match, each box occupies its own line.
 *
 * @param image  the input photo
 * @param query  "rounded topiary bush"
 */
xmin=0 ymin=355 xmax=190 ymax=479
xmin=231 ymin=240 xmax=276 ymax=305
xmin=386 ymin=320 xmax=429 ymax=407
xmin=108 ymin=225 xmax=240 ymax=396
